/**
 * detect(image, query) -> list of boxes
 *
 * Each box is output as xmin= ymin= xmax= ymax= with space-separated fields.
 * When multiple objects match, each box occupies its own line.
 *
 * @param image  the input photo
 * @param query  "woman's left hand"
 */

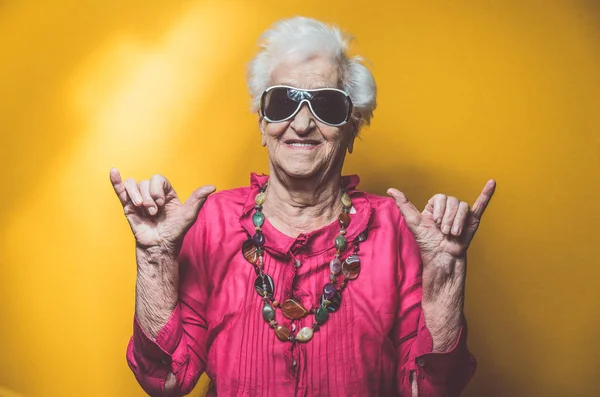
xmin=387 ymin=180 xmax=496 ymax=351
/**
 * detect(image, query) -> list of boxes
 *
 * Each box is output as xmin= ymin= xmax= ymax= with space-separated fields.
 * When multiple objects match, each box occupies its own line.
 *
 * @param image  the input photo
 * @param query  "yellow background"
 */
xmin=1 ymin=1 xmax=599 ymax=396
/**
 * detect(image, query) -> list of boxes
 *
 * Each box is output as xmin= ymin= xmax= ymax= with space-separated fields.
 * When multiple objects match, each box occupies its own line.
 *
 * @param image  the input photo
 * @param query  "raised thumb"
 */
xmin=387 ymin=188 xmax=421 ymax=229
xmin=183 ymin=185 xmax=216 ymax=221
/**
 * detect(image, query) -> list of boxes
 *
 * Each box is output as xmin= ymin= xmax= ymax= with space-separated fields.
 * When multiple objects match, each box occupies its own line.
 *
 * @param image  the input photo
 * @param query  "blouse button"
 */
xmin=292 ymin=359 xmax=297 ymax=368
xmin=416 ymin=358 xmax=426 ymax=367
xmin=294 ymin=259 xmax=302 ymax=268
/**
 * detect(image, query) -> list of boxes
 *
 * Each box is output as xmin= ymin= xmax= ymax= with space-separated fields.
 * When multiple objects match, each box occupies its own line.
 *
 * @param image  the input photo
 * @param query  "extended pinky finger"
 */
xmin=451 ymin=202 xmax=470 ymax=236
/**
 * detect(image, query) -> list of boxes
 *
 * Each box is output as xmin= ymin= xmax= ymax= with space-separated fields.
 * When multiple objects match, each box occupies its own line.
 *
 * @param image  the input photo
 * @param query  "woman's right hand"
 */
xmin=110 ymin=168 xmax=216 ymax=258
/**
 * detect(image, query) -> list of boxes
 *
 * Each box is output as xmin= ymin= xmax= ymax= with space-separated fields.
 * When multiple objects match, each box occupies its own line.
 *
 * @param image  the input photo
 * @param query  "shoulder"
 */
xmin=185 ymin=185 xmax=251 ymax=245
xmin=355 ymin=190 xmax=411 ymax=236
xmin=361 ymin=191 xmax=402 ymax=221
xmin=200 ymin=185 xmax=251 ymax=219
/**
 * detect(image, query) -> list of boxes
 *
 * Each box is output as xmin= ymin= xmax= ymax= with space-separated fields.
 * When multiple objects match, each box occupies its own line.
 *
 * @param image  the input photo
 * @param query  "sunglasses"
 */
xmin=260 ymin=85 xmax=353 ymax=127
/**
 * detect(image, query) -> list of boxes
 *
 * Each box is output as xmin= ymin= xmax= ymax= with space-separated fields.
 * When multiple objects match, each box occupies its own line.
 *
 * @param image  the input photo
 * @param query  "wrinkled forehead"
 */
xmin=269 ymin=53 xmax=342 ymax=90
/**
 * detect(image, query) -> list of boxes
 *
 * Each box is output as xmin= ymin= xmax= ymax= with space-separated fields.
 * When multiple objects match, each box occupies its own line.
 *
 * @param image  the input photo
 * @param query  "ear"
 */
xmin=347 ymin=112 xmax=362 ymax=154
xmin=347 ymin=133 xmax=356 ymax=153
xmin=258 ymin=111 xmax=267 ymax=147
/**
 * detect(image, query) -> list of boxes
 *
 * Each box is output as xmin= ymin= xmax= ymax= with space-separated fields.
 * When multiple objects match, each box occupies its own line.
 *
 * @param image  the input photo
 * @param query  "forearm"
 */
xmin=135 ymin=245 xmax=180 ymax=339
xmin=129 ymin=244 xmax=206 ymax=396
xmin=422 ymin=256 xmax=465 ymax=352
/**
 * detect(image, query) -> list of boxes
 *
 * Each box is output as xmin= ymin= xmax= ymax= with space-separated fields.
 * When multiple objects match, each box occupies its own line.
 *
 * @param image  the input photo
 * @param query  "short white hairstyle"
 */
xmin=247 ymin=16 xmax=377 ymax=128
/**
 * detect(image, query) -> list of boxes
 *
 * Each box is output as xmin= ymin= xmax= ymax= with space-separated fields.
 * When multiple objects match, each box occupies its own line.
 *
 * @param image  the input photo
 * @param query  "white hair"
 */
xmin=247 ymin=16 xmax=377 ymax=128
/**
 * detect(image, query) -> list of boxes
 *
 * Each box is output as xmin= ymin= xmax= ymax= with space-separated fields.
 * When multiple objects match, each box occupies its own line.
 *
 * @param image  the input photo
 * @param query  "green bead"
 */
xmin=253 ymin=211 xmax=265 ymax=228
xmin=315 ymin=306 xmax=329 ymax=324
xmin=335 ymin=235 xmax=347 ymax=252
xmin=262 ymin=303 xmax=275 ymax=322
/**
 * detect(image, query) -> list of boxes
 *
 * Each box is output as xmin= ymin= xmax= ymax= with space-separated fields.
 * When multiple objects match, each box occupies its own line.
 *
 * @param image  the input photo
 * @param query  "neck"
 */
xmin=263 ymin=170 xmax=343 ymax=238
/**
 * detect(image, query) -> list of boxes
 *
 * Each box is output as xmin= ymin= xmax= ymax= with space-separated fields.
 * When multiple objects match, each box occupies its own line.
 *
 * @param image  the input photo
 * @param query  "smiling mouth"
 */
xmin=283 ymin=139 xmax=322 ymax=149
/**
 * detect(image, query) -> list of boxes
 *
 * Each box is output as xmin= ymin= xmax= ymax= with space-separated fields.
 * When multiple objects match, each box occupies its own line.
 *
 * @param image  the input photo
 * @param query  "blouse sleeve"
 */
xmin=126 ymin=201 xmax=210 ymax=396
xmin=394 ymin=215 xmax=477 ymax=396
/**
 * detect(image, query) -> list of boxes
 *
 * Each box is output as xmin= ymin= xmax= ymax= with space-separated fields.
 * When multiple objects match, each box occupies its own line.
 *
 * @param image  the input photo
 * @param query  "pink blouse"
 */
xmin=126 ymin=173 xmax=477 ymax=396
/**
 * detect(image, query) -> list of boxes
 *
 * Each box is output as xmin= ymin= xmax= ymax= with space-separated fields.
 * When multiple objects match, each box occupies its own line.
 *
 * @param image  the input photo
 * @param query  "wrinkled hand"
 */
xmin=387 ymin=180 xmax=496 ymax=266
xmin=110 ymin=168 xmax=215 ymax=257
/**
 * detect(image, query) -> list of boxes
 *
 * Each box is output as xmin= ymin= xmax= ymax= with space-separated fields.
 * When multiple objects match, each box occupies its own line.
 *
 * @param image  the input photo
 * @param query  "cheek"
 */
xmin=263 ymin=122 xmax=289 ymax=139
xmin=321 ymin=125 xmax=350 ymax=147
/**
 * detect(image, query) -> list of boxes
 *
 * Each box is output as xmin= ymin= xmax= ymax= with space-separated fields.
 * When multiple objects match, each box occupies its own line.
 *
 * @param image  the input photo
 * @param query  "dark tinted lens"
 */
xmin=310 ymin=90 xmax=350 ymax=125
xmin=263 ymin=88 xmax=299 ymax=121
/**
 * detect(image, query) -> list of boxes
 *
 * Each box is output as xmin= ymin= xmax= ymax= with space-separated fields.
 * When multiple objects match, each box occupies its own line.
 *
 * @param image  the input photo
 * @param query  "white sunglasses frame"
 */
xmin=260 ymin=85 xmax=354 ymax=127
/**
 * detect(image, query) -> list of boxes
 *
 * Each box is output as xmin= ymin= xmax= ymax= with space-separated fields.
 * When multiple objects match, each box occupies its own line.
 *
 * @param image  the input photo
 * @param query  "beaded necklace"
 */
xmin=241 ymin=183 xmax=367 ymax=343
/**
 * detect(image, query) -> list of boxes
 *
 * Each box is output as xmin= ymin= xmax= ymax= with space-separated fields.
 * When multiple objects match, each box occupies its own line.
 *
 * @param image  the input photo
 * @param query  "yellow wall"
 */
xmin=1 ymin=1 xmax=598 ymax=396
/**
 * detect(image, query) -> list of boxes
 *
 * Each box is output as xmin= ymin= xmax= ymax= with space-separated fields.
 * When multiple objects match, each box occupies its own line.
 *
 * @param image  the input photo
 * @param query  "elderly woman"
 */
xmin=110 ymin=17 xmax=494 ymax=397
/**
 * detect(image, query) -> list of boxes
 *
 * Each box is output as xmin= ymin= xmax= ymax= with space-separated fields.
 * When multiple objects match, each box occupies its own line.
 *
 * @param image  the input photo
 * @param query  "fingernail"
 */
xmin=148 ymin=206 xmax=157 ymax=215
xmin=156 ymin=198 xmax=164 ymax=206
xmin=442 ymin=225 xmax=450 ymax=234
xmin=451 ymin=226 xmax=459 ymax=235
xmin=435 ymin=218 xmax=441 ymax=224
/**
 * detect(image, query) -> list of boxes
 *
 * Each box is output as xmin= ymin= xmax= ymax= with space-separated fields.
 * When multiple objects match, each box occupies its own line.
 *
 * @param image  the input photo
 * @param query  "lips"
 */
xmin=283 ymin=139 xmax=321 ymax=148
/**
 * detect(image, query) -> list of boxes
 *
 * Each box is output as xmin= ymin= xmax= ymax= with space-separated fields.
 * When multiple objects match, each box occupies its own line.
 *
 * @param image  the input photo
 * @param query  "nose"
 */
xmin=290 ymin=102 xmax=315 ymax=135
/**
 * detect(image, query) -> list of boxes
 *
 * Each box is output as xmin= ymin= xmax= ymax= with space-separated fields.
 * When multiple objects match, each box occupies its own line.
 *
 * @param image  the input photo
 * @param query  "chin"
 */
xmin=279 ymin=163 xmax=321 ymax=179
xmin=283 ymin=169 xmax=318 ymax=179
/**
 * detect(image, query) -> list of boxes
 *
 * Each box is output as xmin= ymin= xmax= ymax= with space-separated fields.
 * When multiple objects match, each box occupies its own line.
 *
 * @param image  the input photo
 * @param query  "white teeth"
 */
xmin=289 ymin=142 xmax=315 ymax=147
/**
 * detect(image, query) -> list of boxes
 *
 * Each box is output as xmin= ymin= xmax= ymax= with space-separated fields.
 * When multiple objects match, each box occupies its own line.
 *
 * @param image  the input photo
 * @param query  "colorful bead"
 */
xmin=253 ymin=211 xmax=265 ymax=228
xmin=255 ymin=192 xmax=266 ymax=206
xmin=335 ymin=235 xmax=347 ymax=252
xmin=338 ymin=212 xmax=350 ymax=228
xmin=242 ymin=239 xmax=258 ymax=264
xmin=341 ymin=192 xmax=352 ymax=207
xmin=315 ymin=306 xmax=329 ymax=324
xmin=296 ymin=327 xmax=314 ymax=342
xmin=262 ymin=303 xmax=275 ymax=322
xmin=342 ymin=254 xmax=361 ymax=280
xmin=275 ymin=325 xmax=290 ymax=341
xmin=330 ymin=257 xmax=342 ymax=274
xmin=321 ymin=292 xmax=342 ymax=312
xmin=254 ymin=275 xmax=274 ymax=298
xmin=281 ymin=299 xmax=308 ymax=320
xmin=253 ymin=231 xmax=266 ymax=247
xmin=356 ymin=230 xmax=368 ymax=242
xmin=323 ymin=283 xmax=336 ymax=300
